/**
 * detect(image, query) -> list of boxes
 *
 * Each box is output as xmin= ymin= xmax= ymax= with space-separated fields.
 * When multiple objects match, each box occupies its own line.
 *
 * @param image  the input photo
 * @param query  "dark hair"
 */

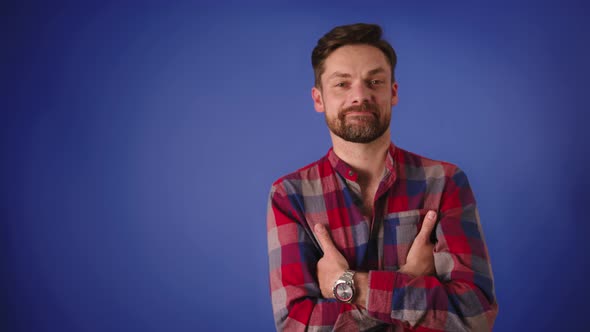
xmin=311 ymin=23 xmax=397 ymax=88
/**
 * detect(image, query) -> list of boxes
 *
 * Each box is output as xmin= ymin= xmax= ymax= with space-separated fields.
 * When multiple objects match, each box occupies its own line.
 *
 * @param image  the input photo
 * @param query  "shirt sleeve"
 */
xmin=267 ymin=182 xmax=371 ymax=331
xmin=366 ymin=167 xmax=499 ymax=331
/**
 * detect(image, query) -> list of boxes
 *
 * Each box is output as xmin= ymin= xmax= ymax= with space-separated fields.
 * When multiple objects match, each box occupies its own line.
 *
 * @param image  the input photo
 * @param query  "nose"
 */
xmin=349 ymin=81 xmax=371 ymax=105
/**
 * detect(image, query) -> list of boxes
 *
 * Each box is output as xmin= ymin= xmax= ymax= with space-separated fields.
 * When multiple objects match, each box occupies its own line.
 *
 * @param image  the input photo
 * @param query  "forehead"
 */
xmin=322 ymin=44 xmax=390 ymax=78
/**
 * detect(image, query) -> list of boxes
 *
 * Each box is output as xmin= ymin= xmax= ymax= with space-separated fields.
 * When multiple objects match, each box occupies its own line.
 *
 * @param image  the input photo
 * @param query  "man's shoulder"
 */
xmin=270 ymin=153 xmax=330 ymax=195
xmin=395 ymin=146 xmax=462 ymax=178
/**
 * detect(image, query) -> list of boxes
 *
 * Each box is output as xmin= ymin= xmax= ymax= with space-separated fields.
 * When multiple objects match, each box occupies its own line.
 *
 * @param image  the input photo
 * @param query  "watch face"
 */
xmin=335 ymin=283 xmax=353 ymax=302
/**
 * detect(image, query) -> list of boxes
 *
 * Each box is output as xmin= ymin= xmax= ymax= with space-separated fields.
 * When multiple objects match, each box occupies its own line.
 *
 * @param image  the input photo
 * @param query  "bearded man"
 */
xmin=267 ymin=23 xmax=498 ymax=331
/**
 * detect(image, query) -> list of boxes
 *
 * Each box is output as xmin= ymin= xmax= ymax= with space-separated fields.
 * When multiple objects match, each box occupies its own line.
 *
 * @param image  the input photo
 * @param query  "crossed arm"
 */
xmin=314 ymin=210 xmax=439 ymax=309
xmin=267 ymin=170 xmax=498 ymax=331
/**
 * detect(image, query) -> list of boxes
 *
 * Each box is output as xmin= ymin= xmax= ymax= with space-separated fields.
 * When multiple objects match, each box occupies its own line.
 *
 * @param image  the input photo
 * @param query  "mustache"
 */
xmin=341 ymin=103 xmax=379 ymax=115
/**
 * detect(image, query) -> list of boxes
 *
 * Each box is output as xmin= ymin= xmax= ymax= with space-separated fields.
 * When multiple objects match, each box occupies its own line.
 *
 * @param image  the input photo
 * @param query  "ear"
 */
xmin=311 ymin=86 xmax=325 ymax=113
xmin=390 ymin=82 xmax=399 ymax=106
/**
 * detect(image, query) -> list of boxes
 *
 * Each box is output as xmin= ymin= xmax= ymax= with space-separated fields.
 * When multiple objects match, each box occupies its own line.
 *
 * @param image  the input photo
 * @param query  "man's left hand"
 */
xmin=314 ymin=223 xmax=349 ymax=299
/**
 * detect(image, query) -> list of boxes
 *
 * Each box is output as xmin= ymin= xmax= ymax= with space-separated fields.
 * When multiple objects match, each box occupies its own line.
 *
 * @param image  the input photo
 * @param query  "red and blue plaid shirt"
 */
xmin=267 ymin=143 xmax=498 ymax=331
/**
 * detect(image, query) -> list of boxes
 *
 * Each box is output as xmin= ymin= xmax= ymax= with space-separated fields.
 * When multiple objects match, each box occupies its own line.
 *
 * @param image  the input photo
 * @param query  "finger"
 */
xmin=416 ymin=210 xmax=437 ymax=243
xmin=314 ymin=224 xmax=338 ymax=255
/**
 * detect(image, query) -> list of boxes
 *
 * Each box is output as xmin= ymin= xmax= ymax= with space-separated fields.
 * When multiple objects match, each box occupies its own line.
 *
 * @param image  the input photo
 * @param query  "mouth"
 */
xmin=343 ymin=110 xmax=377 ymax=120
xmin=345 ymin=111 xmax=375 ymax=116
xmin=341 ymin=104 xmax=379 ymax=119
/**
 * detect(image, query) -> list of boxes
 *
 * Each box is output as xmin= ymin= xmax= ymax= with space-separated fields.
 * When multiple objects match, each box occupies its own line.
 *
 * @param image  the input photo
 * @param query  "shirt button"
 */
xmin=348 ymin=170 xmax=354 ymax=176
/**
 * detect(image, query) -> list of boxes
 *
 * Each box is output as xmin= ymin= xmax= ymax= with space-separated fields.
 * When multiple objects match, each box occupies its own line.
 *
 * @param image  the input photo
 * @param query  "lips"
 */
xmin=344 ymin=111 xmax=375 ymax=116
xmin=341 ymin=104 xmax=378 ymax=118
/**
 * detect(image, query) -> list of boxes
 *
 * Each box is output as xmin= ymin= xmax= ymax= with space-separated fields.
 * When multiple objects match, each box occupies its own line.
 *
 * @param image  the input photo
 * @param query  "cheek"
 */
xmin=325 ymin=89 xmax=348 ymax=102
xmin=377 ymin=94 xmax=395 ymax=107
xmin=323 ymin=95 xmax=344 ymax=111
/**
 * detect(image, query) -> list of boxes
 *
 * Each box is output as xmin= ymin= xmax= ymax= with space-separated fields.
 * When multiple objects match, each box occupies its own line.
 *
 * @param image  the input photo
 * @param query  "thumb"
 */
xmin=314 ymin=223 xmax=337 ymax=255
xmin=416 ymin=210 xmax=437 ymax=243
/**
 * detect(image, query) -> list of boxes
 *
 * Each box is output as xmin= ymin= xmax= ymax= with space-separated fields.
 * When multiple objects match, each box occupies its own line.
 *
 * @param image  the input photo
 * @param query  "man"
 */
xmin=267 ymin=23 xmax=498 ymax=331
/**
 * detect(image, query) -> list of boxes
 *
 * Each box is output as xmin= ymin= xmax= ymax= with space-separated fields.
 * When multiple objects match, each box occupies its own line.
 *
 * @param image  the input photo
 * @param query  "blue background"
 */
xmin=2 ymin=1 xmax=589 ymax=331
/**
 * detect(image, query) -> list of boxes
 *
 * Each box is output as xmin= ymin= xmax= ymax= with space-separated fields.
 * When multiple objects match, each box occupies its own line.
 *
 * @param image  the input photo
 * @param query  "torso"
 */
xmin=360 ymin=181 xmax=379 ymax=219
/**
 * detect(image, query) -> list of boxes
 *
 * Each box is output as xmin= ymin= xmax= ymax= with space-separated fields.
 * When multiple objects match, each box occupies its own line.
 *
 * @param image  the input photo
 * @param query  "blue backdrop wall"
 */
xmin=2 ymin=1 xmax=589 ymax=331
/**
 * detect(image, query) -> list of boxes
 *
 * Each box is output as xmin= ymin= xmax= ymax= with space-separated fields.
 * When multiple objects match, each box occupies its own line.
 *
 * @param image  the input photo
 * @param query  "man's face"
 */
xmin=312 ymin=44 xmax=398 ymax=143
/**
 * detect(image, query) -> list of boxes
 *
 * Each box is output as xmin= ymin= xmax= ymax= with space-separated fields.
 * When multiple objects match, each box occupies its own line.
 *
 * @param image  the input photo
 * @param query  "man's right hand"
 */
xmin=398 ymin=210 xmax=437 ymax=277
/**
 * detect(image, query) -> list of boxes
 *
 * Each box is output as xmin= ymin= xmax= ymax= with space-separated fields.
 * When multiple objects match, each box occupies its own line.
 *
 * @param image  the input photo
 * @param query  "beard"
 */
xmin=325 ymin=102 xmax=390 ymax=143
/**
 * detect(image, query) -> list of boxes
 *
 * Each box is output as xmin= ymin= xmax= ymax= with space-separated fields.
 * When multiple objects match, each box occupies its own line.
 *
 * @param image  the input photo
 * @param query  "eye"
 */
xmin=334 ymin=82 xmax=347 ymax=88
xmin=369 ymin=79 xmax=383 ymax=86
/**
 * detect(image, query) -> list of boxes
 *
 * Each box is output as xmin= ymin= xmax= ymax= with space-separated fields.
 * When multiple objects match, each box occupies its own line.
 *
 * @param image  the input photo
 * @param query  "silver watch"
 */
xmin=333 ymin=270 xmax=356 ymax=303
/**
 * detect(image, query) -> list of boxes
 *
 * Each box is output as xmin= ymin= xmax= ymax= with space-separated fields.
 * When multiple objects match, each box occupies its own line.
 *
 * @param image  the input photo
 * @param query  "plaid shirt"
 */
xmin=267 ymin=143 xmax=498 ymax=331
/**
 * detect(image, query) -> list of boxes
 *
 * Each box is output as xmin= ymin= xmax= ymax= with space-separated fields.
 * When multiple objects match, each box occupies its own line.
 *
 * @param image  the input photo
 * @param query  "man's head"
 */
xmin=312 ymin=23 xmax=397 ymax=89
xmin=311 ymin=23 xmax=399 ymax=144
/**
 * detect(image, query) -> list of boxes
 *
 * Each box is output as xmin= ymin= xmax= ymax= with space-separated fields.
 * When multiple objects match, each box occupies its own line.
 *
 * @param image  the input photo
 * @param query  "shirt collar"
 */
xmin=327 ymin=142 xmax=397 ymax=183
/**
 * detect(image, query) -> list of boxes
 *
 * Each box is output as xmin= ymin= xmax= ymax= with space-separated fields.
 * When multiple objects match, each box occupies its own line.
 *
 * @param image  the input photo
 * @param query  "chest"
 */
xmin=313 ymin=185 xmax=435 ymax=271
xmin=360 ymin=184 xmax=377 ymax=217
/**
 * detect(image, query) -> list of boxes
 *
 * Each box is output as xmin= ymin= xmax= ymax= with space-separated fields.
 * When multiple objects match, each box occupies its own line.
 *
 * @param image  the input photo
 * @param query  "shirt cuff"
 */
xmin=367 ymin=270 xmax=397 ymax=322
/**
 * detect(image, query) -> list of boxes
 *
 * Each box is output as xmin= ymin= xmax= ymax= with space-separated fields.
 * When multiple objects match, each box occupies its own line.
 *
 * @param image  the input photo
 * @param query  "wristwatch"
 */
xmin=333 ymin=270 xmax=356 ymax=303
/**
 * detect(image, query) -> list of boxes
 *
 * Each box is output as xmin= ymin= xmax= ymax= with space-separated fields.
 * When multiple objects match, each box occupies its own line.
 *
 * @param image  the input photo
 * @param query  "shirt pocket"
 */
xmin=380 ymin=208 xmax=430 ymax=270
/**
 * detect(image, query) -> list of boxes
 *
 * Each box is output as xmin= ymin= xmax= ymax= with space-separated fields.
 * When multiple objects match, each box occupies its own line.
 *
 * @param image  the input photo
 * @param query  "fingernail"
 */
xmin=315 ymin=224 xmax=325 ymax=234
xmin=427 ymin=211 xmax=436 ymax=220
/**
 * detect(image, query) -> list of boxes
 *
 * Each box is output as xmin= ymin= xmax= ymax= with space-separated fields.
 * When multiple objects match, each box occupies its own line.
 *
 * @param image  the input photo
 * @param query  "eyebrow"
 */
xmin=367 ymin=67 xmax=387 ymax=76
xmin=327 ymin=72 xmax=352 ymax=80
xmin=326 ymin=67 xmax=387 ymax=80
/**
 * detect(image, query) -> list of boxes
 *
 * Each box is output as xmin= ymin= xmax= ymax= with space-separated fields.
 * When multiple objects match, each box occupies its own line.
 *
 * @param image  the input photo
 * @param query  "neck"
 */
xmin=330 ymin=129 xmax=391 ymax=183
